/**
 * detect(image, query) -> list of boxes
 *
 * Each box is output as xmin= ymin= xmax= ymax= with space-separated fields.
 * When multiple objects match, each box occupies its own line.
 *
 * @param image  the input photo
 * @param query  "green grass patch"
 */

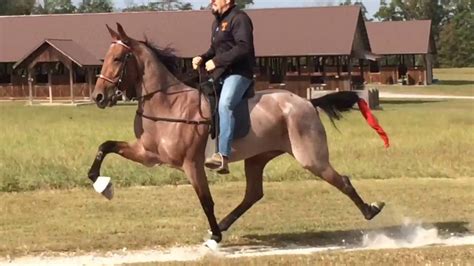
xmin=0 ymin=98 xmax=473 ymax=192
xmin=0 ymin=178 xmax=472 ymax=257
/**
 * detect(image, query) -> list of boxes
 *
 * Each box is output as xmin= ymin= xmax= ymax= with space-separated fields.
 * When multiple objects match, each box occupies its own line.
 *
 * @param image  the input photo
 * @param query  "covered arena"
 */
xmin=0 ymin=6 xmax=434 ymax=102
xmin=366 ymin=20 xmax=436 ymax=85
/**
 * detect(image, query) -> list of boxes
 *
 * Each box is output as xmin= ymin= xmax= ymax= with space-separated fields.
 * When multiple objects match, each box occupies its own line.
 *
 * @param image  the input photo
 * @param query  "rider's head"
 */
xmin=210 ymin=0 xmax=235 ymax=15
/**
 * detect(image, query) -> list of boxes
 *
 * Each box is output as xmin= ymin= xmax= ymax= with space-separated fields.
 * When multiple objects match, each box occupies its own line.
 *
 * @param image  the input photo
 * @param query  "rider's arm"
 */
xmin=212 ymin=13 xmax=253 ymax=67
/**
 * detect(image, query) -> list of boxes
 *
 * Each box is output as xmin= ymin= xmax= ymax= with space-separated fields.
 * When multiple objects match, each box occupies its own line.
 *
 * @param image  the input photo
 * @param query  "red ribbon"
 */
xmin=357 ymin=99 xmax=390 ymax=148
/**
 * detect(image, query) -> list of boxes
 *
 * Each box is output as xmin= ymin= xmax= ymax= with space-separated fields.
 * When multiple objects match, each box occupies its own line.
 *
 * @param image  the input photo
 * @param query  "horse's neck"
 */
xmin=137 ymin=48 xmax=182 ymax=98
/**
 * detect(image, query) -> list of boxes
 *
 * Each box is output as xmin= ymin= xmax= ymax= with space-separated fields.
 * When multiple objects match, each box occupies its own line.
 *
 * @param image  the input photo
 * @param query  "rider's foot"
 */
xmin=205 ymin=153 xmax=229 ymax=174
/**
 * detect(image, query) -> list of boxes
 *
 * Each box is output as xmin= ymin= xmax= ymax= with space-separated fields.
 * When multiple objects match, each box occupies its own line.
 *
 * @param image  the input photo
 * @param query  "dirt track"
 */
xmin=2 ymin=223 xmax=473 ymax=265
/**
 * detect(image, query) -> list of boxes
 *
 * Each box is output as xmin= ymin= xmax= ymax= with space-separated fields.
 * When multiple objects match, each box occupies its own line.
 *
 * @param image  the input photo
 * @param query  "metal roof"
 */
xmin=13 ymin=39 xmax=102 ymax=69
xmin=366 ymin=20 xmax=434 ymax=55
xmin=0 ymin=6 xmax=369 ymax=64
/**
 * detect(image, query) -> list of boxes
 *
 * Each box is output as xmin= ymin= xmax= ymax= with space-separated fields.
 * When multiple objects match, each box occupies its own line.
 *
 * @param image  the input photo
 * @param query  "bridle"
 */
xmin=97 ymin=40 xmax=211 ymax=126
xmin=97 ymin=40 xmax=133 ymax=101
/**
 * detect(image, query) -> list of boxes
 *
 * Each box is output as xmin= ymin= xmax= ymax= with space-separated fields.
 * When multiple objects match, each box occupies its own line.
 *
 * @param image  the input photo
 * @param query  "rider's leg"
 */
xmin=205 ymin=74 xmax=252 ymax=174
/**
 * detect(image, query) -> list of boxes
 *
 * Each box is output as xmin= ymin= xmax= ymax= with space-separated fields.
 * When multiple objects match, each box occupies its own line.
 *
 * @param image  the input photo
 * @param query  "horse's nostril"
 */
xmin=95 ymin=93 xmax=104 ymax=103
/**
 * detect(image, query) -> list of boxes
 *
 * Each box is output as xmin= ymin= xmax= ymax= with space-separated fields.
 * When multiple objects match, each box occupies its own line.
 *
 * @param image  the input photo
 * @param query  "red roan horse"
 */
xmin=88 ymin=23 xmax=388 ymax=248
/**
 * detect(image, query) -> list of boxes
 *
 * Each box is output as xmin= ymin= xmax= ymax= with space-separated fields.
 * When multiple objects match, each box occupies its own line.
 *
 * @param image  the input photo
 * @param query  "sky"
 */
xmin=71 ymin=0 xmax=382 ymax=18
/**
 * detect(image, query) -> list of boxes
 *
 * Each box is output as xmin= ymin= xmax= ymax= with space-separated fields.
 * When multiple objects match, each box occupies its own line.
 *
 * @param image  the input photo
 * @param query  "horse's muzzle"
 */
xmin=93 ymin=92 xmax=108 ymax=109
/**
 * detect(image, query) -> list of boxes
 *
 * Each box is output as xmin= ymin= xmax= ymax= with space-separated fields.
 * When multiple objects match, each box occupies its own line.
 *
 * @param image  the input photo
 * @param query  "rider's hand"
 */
xmin=192 ymin=56 xmax=203 ymax=70
xmin=205 ymin=60 xmax=216 ymax=72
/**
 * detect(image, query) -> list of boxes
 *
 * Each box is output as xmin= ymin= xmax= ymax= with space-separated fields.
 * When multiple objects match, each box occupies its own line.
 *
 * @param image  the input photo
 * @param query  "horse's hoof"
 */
xmin=102 ymin=182 xmax=114 ymax=200
xmin=203 ymin=239 xmax=219 ymax=251
xmin=93 ymin=176 xmax=114 ymax=200
xmin=365 ymin=201 xmax=385 ymax=220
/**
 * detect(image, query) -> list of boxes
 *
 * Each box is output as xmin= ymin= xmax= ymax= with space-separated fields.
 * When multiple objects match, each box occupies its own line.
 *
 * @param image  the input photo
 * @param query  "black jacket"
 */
xmin=201 ymin=5 xmax=255 ymax=80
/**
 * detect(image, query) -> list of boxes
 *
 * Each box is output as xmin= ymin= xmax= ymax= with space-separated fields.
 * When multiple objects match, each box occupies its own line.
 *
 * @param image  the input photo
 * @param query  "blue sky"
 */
xmin=71 ymin=0 xmax=381 ymax=17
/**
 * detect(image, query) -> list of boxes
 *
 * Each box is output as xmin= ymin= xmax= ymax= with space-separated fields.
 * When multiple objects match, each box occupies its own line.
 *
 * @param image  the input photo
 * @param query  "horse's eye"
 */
xmin=113 ymin=57 xmax=121 ymax=62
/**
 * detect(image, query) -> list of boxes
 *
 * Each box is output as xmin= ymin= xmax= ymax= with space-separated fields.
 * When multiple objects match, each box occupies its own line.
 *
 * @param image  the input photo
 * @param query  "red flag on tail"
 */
xmin=357 ymin=99 xmax=390 ymax=148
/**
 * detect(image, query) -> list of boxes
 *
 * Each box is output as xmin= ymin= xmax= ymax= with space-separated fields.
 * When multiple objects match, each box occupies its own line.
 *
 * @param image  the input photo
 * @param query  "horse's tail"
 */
xmin=310 ymin=91 xmax=390 ymax=148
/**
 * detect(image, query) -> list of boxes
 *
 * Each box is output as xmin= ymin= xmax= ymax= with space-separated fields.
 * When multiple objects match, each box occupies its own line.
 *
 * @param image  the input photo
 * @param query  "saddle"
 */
xmin=199 ymin=79 xmax=255 ymax=140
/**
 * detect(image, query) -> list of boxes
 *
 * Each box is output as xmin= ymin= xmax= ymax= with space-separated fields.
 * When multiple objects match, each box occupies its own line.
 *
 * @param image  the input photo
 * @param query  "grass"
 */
xmin=375 ymin=67 xmax=474 ymax=96
xmin=0 ymin=68 xmax=473 ymax=264
xmin=0 ymin=98 xmax=473 ymax=192
xmin=0 ymin=178 xmax=472 ymax=259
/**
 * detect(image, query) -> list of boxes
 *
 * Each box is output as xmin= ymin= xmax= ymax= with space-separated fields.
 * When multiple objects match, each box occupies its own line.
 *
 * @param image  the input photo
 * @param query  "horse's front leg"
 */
xmin=88 ymin=140 xmax=157 ymax=199
xmin=183 ymin=161 xmax=221 ymax=249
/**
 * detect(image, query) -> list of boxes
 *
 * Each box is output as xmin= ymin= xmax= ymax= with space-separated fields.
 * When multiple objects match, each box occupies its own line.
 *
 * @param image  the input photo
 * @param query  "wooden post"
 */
xmin=69 ymin=64 xmax=74 ymax=104
xmin=87 ymin=67 xmax=93 ymax=100
xmin=297 ymin=57 xmax=301 ymax=76
xmin=348 ymin=56 xmax=352 ymax=90
xmin=48 ymin=68 xmax=53 ymax=103
xmin=322 ymin=57 xmax=326 ymax=78
xmin=28 ymin=70 xmax=33 ymax=105
xmin=423 ymin=54 xmax=428 ymax=86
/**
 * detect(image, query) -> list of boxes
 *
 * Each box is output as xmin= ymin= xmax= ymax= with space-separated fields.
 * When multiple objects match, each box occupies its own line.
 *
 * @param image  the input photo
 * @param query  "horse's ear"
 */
xmin=106 ymin=24 xmax=119 ymax=41
xmin=116 ymin=23 xmax=130 ymax=43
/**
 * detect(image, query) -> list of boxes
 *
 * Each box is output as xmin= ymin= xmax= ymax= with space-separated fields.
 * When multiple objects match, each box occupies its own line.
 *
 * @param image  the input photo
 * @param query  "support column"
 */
xmin=87 ymin=67 xmax=93 ymax=100
xmin=348 ymin=56 xmax=352 ymax=90
xmin=28 ymin=69 xmax=33 ymax=105
xmin=68 ymin=63 xmax=74 ymax=104
xmin=48 ymin=69 xmax=53 ymax=104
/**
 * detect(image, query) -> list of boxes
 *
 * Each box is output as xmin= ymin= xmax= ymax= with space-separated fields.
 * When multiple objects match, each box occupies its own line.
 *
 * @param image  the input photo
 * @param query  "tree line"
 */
xmin=0 ymin=0 xmax=471 ymax=67
xmin=0 ymin=0 xmax=254 ymax=13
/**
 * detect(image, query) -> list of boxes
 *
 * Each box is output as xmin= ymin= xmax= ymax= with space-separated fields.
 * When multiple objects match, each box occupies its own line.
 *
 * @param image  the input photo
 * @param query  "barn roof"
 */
xmin=13 ymin=39 xmax=101 ymax=69
xmin=0 ymin=6 xmax=369 ymax=64
xmin=366 ymin=20 xmax=435 ymax=55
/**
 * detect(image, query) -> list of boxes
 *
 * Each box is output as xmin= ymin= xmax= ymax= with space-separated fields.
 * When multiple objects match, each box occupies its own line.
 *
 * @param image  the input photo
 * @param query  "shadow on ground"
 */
xmin=237 ymin=221 xmax=471 ymax=248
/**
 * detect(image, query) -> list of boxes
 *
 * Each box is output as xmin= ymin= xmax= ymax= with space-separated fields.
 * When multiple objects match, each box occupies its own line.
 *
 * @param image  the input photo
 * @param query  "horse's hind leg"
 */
xmin=316 ymin=165 xmax=384 ymax=220
xmin=88 ymin=140 xmax=157 ymax=199
xmin=288 ymin=119 xmax=384 ymax=220
xmin=218 ymin=151 xmax=282 ymax=232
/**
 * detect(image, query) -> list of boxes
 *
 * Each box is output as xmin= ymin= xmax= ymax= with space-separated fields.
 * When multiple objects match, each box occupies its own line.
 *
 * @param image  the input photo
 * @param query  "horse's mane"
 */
xmin=141 ymin=38 xmax=180 ymax=76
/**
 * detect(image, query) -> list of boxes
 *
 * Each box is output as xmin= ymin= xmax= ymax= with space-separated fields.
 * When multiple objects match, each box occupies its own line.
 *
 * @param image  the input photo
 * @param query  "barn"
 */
xmin=0 ymin=6 xmax=434 ymax=102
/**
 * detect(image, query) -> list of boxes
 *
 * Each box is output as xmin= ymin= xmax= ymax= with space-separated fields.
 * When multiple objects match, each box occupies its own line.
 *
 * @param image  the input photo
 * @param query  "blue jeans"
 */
xmin=218 ymin=74 xmax=252 ymax=157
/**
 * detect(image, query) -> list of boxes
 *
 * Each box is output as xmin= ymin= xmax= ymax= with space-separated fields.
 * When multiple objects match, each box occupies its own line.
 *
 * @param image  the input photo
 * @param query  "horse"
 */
xmin=88 ymin=23 xmax=386 ymax=248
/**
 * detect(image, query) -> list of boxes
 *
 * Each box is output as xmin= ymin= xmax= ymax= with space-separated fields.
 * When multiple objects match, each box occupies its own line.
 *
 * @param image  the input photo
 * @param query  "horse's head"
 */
xmin=92 ymin=23 xmax=138 ymax=108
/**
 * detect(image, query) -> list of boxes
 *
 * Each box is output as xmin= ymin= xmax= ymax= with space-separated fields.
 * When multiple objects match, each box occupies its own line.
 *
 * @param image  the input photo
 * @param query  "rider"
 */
xmin=193 ymin=0 xmax=255 ymax=174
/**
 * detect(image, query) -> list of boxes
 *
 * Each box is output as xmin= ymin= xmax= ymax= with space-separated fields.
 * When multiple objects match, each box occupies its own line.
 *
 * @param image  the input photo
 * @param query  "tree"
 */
xmin=438 ymin=1 xmax=474 ymax=67
xmin=374 ymin=0 xmax=473 ymax=67
xmin=123 ymin=0 xmax=192 ymax=11
xmin=0 ymin=0 xmax=36 ymax=15
xmin=201 ymin=0 xmax=253 ymax=10
xmin=339 ymin=0 xmax=371 ymax=21
xmin=77 ymin=0 xmax=114 ymax=13
xmin=374 ymin=0 xmax=446 ymax=38
xmin=176 ymin=2 xmax=192 ymax=10
xmin=235 ymin=0 xmax=253 ymax=9
xmin=32 ymin=0 xmax=76 ymax=14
